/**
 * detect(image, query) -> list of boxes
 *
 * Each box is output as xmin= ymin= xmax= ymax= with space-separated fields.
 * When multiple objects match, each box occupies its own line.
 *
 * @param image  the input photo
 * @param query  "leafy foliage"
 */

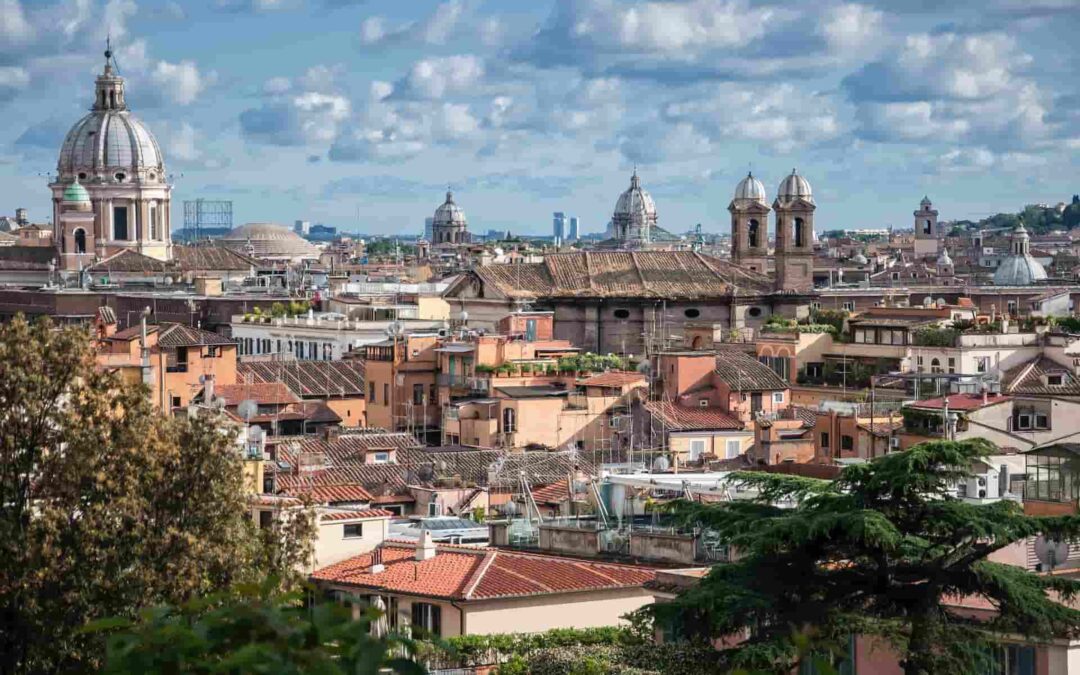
xmin=647 ymin=439 xmax=1080 ymax=674
xmin=0 ymin=316 xmax=312 ymax=672
xmin=911 ymin=326 xmax=959 ymax=347
xmin=89 ymin=582 xmax=423 ymax=674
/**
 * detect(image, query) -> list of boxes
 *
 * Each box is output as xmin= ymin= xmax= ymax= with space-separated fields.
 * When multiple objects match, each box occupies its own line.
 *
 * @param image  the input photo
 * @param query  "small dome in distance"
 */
xmin=62 ymin=178 xmax=92 ymax=211
xmin=852 ymin=252 xmax=868 ymax=265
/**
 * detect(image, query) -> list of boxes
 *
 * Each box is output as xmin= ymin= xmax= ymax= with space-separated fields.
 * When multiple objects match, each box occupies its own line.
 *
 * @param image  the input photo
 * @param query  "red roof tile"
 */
xmin=643 ymin=401 xmax=743 ymax=430
xmin=320 ymin=509 xmax=395 ymax=521
xmin=282 ymin=483 xmax=375 ymax=504
xmin=531 ymin=478 xmax=571 ymax=504
xmin=312 ymin=543 xmax=656 ymax=601
xmin=579 ymin=372 xmax=646 ymax=388
xmin=218 ymin=382 xmax=301 ymax=406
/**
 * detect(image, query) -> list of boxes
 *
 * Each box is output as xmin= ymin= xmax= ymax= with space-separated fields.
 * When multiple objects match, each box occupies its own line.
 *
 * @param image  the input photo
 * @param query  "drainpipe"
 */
xmin=450 ymin=599 xmax=466 ymax=636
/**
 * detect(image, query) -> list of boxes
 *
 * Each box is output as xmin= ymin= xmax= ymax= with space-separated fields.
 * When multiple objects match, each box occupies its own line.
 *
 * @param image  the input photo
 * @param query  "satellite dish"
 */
xmin=636 ymin=360 xmax=651 ymax=375
xmin=652 ymin=456 xmax=670 ymax=472
xmin=211 ymin=396 xmax=227 ymax=410
xmin=572 ymin=479 xmax=588 ymax=494
xmin=1035 ymin=536 xmax=1070 ymax=571
xmin=502 ymin=500 xmax=518 ymax=516
xmin=237 ymin=399 xmax=258 ymax=422
xmin=248 ymin=425 xmax=265 ymax=443
xmin=385 ymin=321 xmax=404 ymax=337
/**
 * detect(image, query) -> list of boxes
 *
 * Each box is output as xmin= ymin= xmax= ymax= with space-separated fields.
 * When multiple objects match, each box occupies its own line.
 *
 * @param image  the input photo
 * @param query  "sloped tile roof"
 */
xmin=1002 ymin=356 xmax=1080 ymax=396
xmin=713 ymin=349 xmax=789 ymax=392
xmin=298 ymin=432 xmax=424 ymax=462
xmin=0 ymin=246 xmax=57 ymax=270
xmin=238 ymin=360 xmax=365 ymax=398
xmin=156 ymin=323 xmax=237 ymax=347
xmin=320 ymin=508 xmax=394 ymax=521
xmin=643 ymin=401 xmax=743 ymax=431
xmin=531 ymin=478 xmax=571 ymax=504
xmin=912 ymin=392 xmax=1011 ymax=411
xmin=218 ymin=382 xmax=301 ymax=406
xmin=173 ymin=244 xmax=262 ymax=272
xmin=579 ymin=372 xmax=647 ymax=388
xmin=88 ymin=249 xmax=169 ymax=273
xmin=464 ymin=251 xmax=772 ymax=300
xmin=312 ymin=542 xmax=655 ymax=601
xmin=285 ymin=484 xmax=375 ymax=503
xmin=276 ymin=465 xmax=410 ymax=496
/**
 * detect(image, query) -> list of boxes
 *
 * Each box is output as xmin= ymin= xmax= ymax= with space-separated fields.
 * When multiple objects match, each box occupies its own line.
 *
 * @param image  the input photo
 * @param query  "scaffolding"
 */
xmin=182 ymin=199 xmax=233 ymax=241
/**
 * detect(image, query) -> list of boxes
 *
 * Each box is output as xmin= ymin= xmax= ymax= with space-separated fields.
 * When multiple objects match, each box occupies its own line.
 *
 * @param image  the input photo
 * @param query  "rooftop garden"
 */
xmin=760 ymin=309 xmax=846 ymax=337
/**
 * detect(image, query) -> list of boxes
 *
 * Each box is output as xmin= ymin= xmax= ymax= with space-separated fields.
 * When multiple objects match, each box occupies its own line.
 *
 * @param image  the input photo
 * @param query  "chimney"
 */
xmin=415 ymin=528 xmax=436 ymax=561
xmin=204 ymin=374 xmax=215 ymax=405
xmin=369 ymin=546 xmax=385 ymax=574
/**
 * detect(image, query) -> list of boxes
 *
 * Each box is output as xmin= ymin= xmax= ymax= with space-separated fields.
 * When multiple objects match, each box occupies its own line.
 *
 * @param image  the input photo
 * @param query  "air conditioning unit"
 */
xmin=890 ymin=437 xmax=900 ymax=449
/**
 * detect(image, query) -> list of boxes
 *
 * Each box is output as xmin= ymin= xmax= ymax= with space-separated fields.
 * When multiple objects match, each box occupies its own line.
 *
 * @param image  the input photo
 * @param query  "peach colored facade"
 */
xmin=364 ymin=334 xmax=439 ymax=432
xmin=96 ymin=326 xmax=238 ymax=413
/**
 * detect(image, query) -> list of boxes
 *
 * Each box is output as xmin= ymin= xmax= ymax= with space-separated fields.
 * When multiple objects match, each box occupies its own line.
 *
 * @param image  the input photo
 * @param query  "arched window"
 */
xmin=74 ymin=228 xmax=86 ymax=254
xmin=109 ymin=91 xmax=116 ymax=108
xmin=748 ymin=219 xmax=760 ymax=248
xmin=794 ymin=218 xmax=806 ymax=248
xmin=931 ymin=358 xmax=942 ymax=374
xmin=924 ymin=219 xmax=932 ymax=235
xmin=502 ymin=407 xmax=516 ymax=434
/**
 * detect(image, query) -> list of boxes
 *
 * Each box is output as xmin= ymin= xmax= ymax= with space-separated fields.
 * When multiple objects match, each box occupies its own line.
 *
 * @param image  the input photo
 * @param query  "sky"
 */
xmin=1 ymin=0 xmax=1079 ymax=237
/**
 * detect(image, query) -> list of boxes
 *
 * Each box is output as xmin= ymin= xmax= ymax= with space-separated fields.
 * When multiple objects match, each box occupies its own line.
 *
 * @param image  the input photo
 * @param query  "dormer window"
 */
xmin=1047 ymin=373 xmax=1064 ymax=386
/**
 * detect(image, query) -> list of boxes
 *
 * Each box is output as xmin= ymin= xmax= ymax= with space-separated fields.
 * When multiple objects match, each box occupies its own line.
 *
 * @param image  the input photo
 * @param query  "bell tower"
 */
xmin=913 ymin=196 xmax=939 ymax=258
xmin=773 ymin=169 xmax=815 ymax=293
xmin=729 ymin=172 xmax=770 ymax=274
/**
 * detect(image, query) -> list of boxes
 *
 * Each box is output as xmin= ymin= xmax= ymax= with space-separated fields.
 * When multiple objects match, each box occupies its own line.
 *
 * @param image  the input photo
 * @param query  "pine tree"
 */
xmin=648 ymin=439 xmax=1080 ymax=674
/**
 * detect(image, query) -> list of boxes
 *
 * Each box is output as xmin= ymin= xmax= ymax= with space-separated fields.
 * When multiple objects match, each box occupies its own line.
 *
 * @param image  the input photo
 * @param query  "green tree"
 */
xmin=648 ymin=439 xmax=1080 ymax=675
xmin=91 ymin=583 xmax=423 ymax=674
xmin=0 ymin=316 xmax=312 ymax=673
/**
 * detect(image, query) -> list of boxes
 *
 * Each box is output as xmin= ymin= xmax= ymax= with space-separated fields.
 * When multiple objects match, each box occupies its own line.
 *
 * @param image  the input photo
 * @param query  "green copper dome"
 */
xmin=62 ymin=179 xmax=91 ymax=204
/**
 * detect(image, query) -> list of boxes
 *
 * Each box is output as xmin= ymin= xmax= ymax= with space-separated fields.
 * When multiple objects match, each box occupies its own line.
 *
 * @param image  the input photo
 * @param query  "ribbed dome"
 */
xmin=993 ymin=222 xmax=1046 ymax=285
xmin=434 ymin=191 xmax=467 ymax=226
xmin=852 ymin=253 xmax=868 ymax=265
xmin=220 ymin=222 xmax=320 ymax=260
xmin=776 ymin=169 xmax=814 ymax=204
xmin=614 ymin=171 xmax=656 ymax=224
xmin=993 ymin=256 xmax=1047 ymax=285
xmin=57 ymin=56 xmax=163 ymax=182
xmin=733 ymin=172 xmax=767 ymax=202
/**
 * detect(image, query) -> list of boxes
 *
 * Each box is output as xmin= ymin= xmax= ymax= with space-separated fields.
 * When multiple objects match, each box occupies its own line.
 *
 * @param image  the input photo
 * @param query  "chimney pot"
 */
xmin=415 ymin=528 xmax=437 ymax=561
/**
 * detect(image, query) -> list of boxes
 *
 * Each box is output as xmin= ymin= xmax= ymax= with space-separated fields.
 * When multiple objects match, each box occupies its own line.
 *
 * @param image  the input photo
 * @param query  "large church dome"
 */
xmin=57 ymin=48 xmax=164 ymax=184
xmin=993 ymin=222 xmax=1047 ymax=286
xmin=433 ymin=191 xmax=467 ymax=227
xmin=614 ymin=170 xmax=656 ymax=224
xmin=220 ymin=222 xmax=321 ymax=261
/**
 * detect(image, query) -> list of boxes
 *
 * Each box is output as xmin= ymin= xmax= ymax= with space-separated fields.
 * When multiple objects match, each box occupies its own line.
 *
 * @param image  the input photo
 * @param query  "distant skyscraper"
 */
xmin=294 ymin=220 xmax=311 ymax=235
xmin=424 ymin=217 xmax=434 ymax=241
xmin=553 ymin=212 xmax=566 ymax=242
xmin=568 ymin=216 xmax=579 ymax=241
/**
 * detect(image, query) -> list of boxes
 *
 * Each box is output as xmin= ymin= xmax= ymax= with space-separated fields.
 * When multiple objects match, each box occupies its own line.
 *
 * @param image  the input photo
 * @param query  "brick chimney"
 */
xmin=370 ymin=546 xmax=385 ymax=574
xmin=415 ymin=528 xmax=436 ymax=561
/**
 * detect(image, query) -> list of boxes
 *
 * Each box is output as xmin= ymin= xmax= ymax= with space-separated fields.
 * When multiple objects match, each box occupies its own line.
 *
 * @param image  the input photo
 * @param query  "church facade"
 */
xmin=50 ymin=46 xmax=173 ymax=271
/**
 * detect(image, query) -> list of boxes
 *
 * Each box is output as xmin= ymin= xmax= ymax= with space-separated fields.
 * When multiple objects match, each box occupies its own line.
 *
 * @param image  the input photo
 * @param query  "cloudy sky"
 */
xmin=1 ymin=0 xmax=1078 ymax=237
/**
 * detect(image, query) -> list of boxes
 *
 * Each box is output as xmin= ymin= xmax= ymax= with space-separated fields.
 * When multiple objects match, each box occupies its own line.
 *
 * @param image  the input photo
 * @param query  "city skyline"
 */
xmin=1 ymin=0 xmax=1078 ymax=236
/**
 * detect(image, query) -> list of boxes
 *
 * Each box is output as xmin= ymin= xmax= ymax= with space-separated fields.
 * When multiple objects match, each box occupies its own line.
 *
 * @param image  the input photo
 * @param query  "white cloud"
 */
xmin=358 ymin=16 xmax=386 ymax=44
xmin=263 ymin=76 xmax=292 ymax=95
xmin=359 ymin=0 xmax=466 ymax=46
xmin=164 ymin=121 xmax=200 ymax=161
xmin=856 ymin=101 xmax=970 ymax=142
xmin=370 ymin=80 xmax=393 ymax=101
xmin=151 ymin=60 xmax=212 ymax=105
xmin=0 ymin=0 xmax=33 ymax=45
xmin=819 ymin=4 xmax=884 ymax=54
xmin=562 ymin=0 xmax=776 ymax=54
xmin=434 ymin=102 xmax=479 ymax=138
xmin=421 ymin=0 xmax=464 ymax=45
xmin=403 ymin=54 xmax=484 ymax=99
xmin=241 ymin=67 xmax=351 ymax=146
xmin=0 ymin=66 xmax=29 ymax=101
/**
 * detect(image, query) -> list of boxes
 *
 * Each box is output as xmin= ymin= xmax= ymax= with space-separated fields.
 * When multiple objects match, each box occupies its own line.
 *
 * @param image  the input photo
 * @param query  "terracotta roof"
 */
xmin=173 ymin=244 xmax=261 ymax=272
xmin=156 ymin=323 xmax=236 ymax=347
xmin=579 ymin=372 xmax=647 ymax=388
xmin=289 ymin=483 xmax=374 ymax=503
xmin=320 ymin=508 xmax=394 ymax=521
xmin=713 ymin=349 xmax=789 ymax=391
xmin=218 ymin=382 xmax=301 ymax=406
xmin=1002 ymin=356 xmax=1080 ymax=396
xmin=531 ymin=478 xmax=571 ymax=504
xmin=643 ymin=401 xmax=743 ymax=430
xmin=312 ymin=542 xmax=656 ymax=601
xmin=460 ymin=251 xmax=773 ymax=300
xmin=856 ymin=420 xmax=904 ymax=437
xmin=912 ymin=393 xmax=1011 ymax=411
xmin=239 ymin=360 xmax=365 ymax=398
xmin=88 ymin=249 xmax=169 ymax=273
xmin=298 ymin=432 xmax=424 ymax=461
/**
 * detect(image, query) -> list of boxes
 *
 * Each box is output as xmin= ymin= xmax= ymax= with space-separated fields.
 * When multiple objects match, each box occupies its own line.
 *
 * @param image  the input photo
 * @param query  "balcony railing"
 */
xmin=166 ymin=363 xmax=188 ymax=373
